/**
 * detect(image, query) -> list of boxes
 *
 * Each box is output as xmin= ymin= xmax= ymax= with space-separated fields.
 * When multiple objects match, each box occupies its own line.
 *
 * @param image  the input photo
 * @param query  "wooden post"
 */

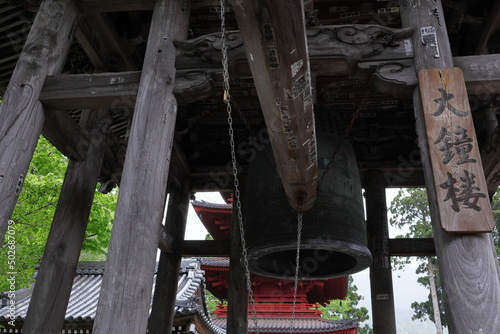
xmin=400 ymin=1 xmax=500 ymax=332
xmin=227 ymin=181 xmax=248 ymax=334
xmin=0 ymin=0 xmax=76 ymax=244
xmin=364 ymin=170 xmax=396 ymax=334
xmin=92 ymin=0 xmax=190 ymax=332
xmin=22 ymin=109 xmax=111 ymax=334
xmin=150 ymin=179 xmax=191 ymax=334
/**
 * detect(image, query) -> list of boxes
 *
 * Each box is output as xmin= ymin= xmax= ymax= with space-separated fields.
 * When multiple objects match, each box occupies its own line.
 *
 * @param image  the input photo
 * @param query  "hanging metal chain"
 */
xmin=220 ymin=0 xmax=259 ymax=332
xmin=290 ymin=211 xmax=303 ymax=334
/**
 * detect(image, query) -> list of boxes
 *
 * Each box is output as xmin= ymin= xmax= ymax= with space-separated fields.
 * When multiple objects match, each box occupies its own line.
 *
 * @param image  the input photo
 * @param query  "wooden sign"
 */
xmin=418 ymin=67 xmax=494 ymax=233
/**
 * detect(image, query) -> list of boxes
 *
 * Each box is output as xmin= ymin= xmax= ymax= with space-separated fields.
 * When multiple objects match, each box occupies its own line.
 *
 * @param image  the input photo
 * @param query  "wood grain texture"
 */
xmin=401 ymin=1 xmax=500 ymax=332
xmin=150 ymin=180 xmax=190 ymax=334
xmin=365 ymin=170 xmax=396 ymax=334
xmin=227 ymin=180 xmax=248 ymax=334
xmin=22 ymin=109 xmax=110 ymax=334
xmin=92 ymin=0 xmax=190 ymax=333
xmin=231 ymin=0 xmax=317 ymax=211
xmin=0 ymin=0 xmax=76 ymax=245
xmin=358 ymin=54 xmax=500 ymax=97
xmin=418 ymin=68 xmax=494 ymax=232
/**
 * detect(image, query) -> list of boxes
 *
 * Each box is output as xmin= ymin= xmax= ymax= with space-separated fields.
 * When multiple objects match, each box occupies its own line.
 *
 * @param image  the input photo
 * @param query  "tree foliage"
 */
xmin=318 ymin=276 xmax=373 ymax=334
xmin=0 ymin=137 xmax=117 ymax=291
xmin=389 ymin=187 xmax=500 ymax=329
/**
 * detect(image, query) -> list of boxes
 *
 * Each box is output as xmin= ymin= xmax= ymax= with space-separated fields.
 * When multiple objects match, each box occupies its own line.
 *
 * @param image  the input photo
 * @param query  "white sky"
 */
xmin=183 ymin=189 xmax=447 ymax=333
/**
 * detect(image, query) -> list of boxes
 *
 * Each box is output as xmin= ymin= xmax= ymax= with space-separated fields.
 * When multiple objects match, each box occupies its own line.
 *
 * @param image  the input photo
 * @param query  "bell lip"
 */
xmin=246 ymin=239 xmax=373 ymax=280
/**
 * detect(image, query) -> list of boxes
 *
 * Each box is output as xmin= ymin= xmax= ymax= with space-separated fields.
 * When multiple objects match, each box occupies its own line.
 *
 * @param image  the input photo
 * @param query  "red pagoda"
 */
xmin=193 ymin=200 xmax=358 ymax=334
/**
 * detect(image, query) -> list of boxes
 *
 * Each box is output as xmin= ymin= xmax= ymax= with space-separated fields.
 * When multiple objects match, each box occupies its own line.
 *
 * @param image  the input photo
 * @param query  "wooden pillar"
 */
xmin=365 ymin=170 xmax=396 ymax=334
xmin=0 ymin=0 xmax=76 ymax=244
xmin=400 ymin=1 xmax=500 ymax=332
xmin=150 ymin=179 xmax=191 ymax=334
xmin=22 ymin=109 xmax=111 ymax=334
xmin=227 ymin=181 xmax=249 ymax=334
xmin=92 ymin=0 xmax=190 ymax=333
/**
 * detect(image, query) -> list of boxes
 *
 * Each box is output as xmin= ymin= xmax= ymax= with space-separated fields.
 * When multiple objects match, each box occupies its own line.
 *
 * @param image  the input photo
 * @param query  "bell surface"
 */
xmin=244 ymin=117 xmax=372 ymax=280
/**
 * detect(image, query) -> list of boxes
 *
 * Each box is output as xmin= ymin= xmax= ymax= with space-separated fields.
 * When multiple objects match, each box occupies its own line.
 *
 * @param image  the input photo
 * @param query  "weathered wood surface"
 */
xmin=22 ymin=109 xmax=110 ymax=334
xmin=365 ymin=170 xmax=396 ymax=334
xmin=400 ymin=1 xmax=500 ymax=332
xmin=227 ymin=181 xmax=248 ymax=334
xmin=231 ymin=0 xmax=317 ymax=211
xmin=39 ymin=69 xmax=219 ymax=110
xmin=92 ymin=0 xmax=190 ymax=333
xmin=0 ymin=0 xmax=76 ymax=245
xmin=357 ymin=54 xmax=500 ymax=97
xmin=175 ymin=25 xmax=413 ymax=77
xmin=387 ymin=238 xmax=436 ymax=257
xmin=77 ymin=0 xmax=215 ymax=12
xmin=418 ymin=68 xmax=493 ymax=233
xmin=150 ymin=180 xmax=190 ymax=334
xmin=481 ymin=125 xmax=500 ymax=195
xmin=75 ymin=12 xmax=138 ymax=72
xmin=42 ymin=110 xmax=89 ymax=161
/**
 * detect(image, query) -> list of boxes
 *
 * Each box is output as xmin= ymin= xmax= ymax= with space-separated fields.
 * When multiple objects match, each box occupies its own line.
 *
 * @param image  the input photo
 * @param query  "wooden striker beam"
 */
xmin=92 ymin=0 xmax=190 ymax=332
xmin=0 ymin=0 xmax=76 ymax=245
xmin=231 ymin=0 xmax=317 ymax=211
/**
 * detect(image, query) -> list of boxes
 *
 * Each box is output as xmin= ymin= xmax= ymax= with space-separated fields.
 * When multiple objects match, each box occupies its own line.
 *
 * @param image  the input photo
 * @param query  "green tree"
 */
xmin=318 ymin=276 xmax=373 ymax=334
xmin=389 ymin=188 xmax=446 ymax=331
xmin=389 ymin=188 xmax=500 ymax=331
xmin=0 ymin=137 xmax=117 ymax=291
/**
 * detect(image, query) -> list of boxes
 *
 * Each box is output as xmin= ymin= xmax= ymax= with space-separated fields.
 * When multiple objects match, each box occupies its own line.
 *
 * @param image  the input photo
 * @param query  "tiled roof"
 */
xmin=212 ymin=317 xmax=357 ymax=333
xmin=192 ymin=200 xmax=232 ymax=211
xmin=0 ymin=259 xmax=220 ymax=331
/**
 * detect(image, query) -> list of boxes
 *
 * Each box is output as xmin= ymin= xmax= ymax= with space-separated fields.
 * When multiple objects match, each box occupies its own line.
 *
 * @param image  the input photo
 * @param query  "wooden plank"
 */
xmin=418 ymin=68 xmax=493 ymax=233
xmin=22 ymin=109 xmax=110 ymax=334
xmin=365 ymin=170 xmax=396 ymax=334
xmin=232 ymin=0 xmax=317 ymax=211
xmin=150 ymin=180 xmax=191 ymax=334
xmin=92 ymin=0 xmax=190 ymax=332
xmin=387 ymin=238 xmax=436 ymax=257
xmin=400 ymin=1 xmax=500 ymax=332
xmin=227 ymin=180 xmax=248 ymax=334
xmin=0 ymin=0 xmax=77 ymax=245
xmin=39 ymin=69 xmax=218 ymax=110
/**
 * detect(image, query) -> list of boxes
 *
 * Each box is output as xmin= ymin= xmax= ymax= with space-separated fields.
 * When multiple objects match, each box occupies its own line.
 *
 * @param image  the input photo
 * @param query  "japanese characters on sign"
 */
xmin=418 ymin=68 xmax=494 ymax=232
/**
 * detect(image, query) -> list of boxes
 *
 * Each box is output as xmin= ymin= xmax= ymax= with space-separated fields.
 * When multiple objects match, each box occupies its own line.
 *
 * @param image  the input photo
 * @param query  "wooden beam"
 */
xmin=22 ymin=109 xmax=110 ymax=334
xmin=0 ymin=0 xmax=77 ymax=245
xmin=42 ymin=110 xmax=89 ymax=161
xmin=400 ymin=1 xmax=500 ymax=332
xmin=174 ymin=25 xmax=413 ymax=78
xmin=357 ymin=54 xmax=500 ymax=97
xmin=77 ymin=0 xmax=220 ymax=12
xmin=231 ymin=0 xmax=317 ymax=211
xmin=365 ymin=170 xmax=396 ymax=334
xmin=388 ymin=238 xmax=436 ymax=257
xmin=475 ymin=0 xmax=500 ymax=55
xmin=181 ymin=240 xmax=231 ymax=257
xmin=227 ymin=180 xmax=248 ymax=334
xmin=39 ymin=69 xmax=218 ymax=110
xmin=92 ymin=0 xmax=190 ymax=332
xmin=150 ymin=179 xmax=191 ymax=334
xmin=75 ymin=12 xmax=138 ymax=72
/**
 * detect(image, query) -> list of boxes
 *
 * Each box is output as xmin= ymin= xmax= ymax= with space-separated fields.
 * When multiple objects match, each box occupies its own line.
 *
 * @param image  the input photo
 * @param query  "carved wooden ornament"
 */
xmin=418 ymin=67 xmax=494 ymax=233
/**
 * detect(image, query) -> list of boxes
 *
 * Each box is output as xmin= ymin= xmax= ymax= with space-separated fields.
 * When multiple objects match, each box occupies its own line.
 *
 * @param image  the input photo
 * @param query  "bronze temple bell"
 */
xmin=244 ymin=111 xmax=372 ymax=280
